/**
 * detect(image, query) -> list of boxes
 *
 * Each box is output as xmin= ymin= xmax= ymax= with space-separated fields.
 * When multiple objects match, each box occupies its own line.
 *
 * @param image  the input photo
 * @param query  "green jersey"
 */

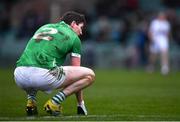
xmin=16 ymin=21 xmax=81 ymax=69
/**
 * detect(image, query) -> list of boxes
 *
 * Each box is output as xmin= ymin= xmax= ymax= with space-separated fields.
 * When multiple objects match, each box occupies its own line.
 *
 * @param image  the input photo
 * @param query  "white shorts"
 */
xmin=14 ymin=66 xmax=66 ymax=94
xmin=150 ymin=38 xmax=169 ymax=54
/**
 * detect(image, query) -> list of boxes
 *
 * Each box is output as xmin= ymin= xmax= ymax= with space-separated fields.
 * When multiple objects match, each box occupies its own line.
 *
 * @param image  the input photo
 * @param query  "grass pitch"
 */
xmin=0 ymin=68 xmax=180 ymax=121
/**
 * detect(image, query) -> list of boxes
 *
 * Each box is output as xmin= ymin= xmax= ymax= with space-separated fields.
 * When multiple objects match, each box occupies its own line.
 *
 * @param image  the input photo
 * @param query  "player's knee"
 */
xmin=86 ymin=69 xmax=95 ymax=85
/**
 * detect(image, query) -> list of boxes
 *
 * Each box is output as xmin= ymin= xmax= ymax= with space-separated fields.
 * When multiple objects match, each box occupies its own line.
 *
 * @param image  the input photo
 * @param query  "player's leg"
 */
xmin=147 ymin=51 xmax=157 ymax=72
xmin=60 ymin=66 xmax=95 ymax=95
xmin=44 ymin=66 xmax=95 ymax=116
xmin=14 ymin=67 xmax=38 ymax=116
xmin=75 ymin=90 xmax=88 ymax=115
xmin=147 ymin=42 xmax=158 ymax=73
xmin=160 ymin=49 xmax=169 ymax=75
xmin=159 ymin=40 xmax=169 ymax=75
xmin=63 ymin=66 xmax=94 ymax=115
xmin=26 ymin=89 xmax=38 ymax=116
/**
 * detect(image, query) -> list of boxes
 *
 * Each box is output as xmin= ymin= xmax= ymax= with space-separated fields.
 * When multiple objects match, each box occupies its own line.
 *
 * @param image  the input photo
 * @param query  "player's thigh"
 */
xmin=61 ymin=66 xmax=95 ymax=87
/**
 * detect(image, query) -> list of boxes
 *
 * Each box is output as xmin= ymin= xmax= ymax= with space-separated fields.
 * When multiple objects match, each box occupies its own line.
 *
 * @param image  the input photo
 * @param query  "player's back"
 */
xmin=16 ymin=21 xmax=80 ymax=69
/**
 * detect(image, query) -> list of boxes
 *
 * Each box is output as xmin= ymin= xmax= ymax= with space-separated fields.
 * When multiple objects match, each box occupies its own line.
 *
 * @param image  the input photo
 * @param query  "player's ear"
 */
xmin=70 ymin=21 xmax=76 ymax=28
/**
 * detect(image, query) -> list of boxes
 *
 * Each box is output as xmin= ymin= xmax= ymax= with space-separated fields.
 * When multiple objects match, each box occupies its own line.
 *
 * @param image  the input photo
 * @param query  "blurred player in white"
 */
xmin=147 ymin=12 xmax=171 ymax=75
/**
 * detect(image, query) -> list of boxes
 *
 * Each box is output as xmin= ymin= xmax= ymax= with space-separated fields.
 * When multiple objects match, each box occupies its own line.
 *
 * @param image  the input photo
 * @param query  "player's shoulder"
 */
xmin=35 ymin=23 xmax=55 ymax=32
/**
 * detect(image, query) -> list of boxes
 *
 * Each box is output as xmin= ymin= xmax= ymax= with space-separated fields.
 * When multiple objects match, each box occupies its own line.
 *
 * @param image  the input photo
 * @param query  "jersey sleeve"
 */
xmin=71 ymin=37 xmax=81 ymax=58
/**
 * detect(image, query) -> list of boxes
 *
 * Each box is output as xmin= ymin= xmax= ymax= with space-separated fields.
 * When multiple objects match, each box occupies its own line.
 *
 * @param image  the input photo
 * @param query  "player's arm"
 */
xmin=71 ymin=55 xmax=81 ymax=66
xmin=167 ymin=22 xmax=172 ymax=41
xmin=148 ymin=23 xmax=153 ymax=42
xmin=71 ymin=37 xmax=87 ymax=115
xmin=70 ymin=55 xmax=84 ymax=104
xmin=70 ymin=38 xmax=83 ymax=102
xmin=71 ymin=56 xmax=86 ymax=115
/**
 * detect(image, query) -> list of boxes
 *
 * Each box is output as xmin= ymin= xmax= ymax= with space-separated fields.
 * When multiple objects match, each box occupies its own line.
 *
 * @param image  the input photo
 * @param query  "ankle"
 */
xmin=78 ymin=100 xmax=85 ymax=106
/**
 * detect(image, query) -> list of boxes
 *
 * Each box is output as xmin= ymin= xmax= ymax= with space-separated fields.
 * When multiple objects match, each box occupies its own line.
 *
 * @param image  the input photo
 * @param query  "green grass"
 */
xmin=0 ymin=68 xmax=180 ymax=121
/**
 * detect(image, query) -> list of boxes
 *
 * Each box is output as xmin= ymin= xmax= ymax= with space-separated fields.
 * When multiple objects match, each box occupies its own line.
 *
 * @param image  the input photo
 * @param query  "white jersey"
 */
xmin=149 ymin=19 xmax=170 ymax=52
xmin=150 ymin=19 xmax=170 ymax=42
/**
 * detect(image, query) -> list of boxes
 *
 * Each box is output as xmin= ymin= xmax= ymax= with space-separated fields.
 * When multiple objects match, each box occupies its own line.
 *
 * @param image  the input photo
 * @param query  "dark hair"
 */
xmin=60 ymin=11 xmax=86 ymax=30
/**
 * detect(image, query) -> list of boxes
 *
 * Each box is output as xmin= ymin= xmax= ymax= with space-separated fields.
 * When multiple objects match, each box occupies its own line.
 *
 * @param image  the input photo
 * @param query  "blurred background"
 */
xmin=0 ymin=0 xmax=180 ymax=71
